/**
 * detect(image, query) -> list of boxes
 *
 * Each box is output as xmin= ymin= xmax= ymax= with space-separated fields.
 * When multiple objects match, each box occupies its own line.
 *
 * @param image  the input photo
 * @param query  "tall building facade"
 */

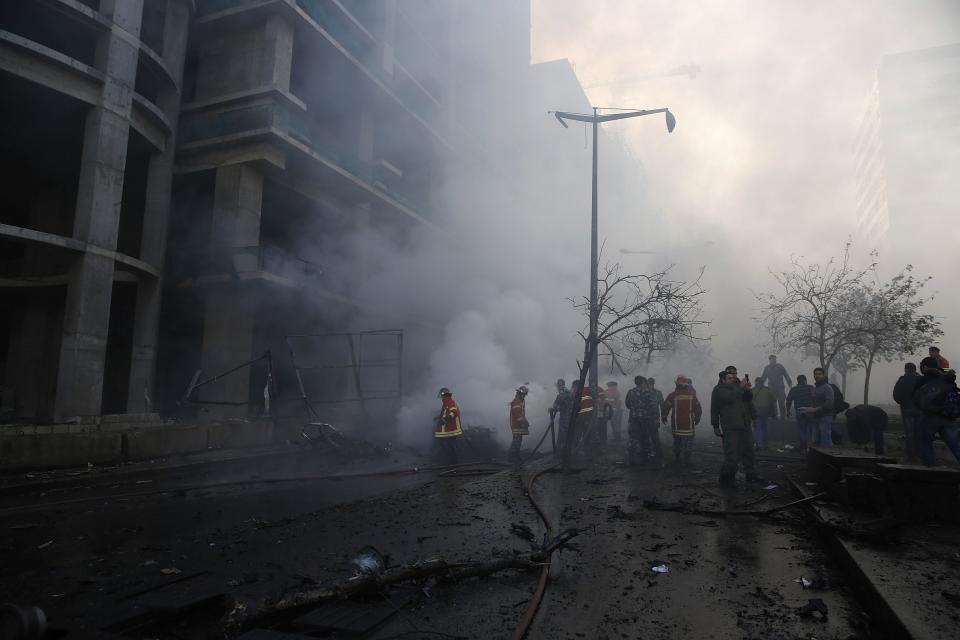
xmin=1 ymin=0 xmax=192 ymax=421
xmin=854 ymin=42 xmax=960 ymax=251
xmin=1 ymin=0 xmax=531 ymax=423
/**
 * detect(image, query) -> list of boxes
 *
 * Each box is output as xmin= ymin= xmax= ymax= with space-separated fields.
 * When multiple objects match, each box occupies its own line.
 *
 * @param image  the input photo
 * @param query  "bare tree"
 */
xmin=562 ymin=263 xmax=709 ymax=468
xmin=845 ymin=268 xmax=942 ymax=403
xmin=756 ymin=243 xmax=874 ymax=374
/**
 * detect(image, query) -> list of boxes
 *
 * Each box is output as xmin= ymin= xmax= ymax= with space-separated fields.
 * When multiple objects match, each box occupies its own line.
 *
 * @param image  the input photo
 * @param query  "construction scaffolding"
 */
xmin=178 ymin=350 xmax=277 ymax=417
xmin=285 ymin=330 xmax=403 ymax=420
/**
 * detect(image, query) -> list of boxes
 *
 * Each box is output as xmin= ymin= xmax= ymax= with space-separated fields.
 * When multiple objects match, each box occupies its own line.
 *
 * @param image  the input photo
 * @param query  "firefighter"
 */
xmin=434 ymin=387 xmax=463 ymax=463
xmin=662 ymin=376 xmax=702 ymax=466
xmin=509 ymin=385 xmax=530 ymax=461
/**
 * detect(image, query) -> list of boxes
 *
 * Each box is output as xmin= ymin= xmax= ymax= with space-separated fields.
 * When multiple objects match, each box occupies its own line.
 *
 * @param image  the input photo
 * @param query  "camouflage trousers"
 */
xmin=628 ymin=418 xmax=662 ymax=465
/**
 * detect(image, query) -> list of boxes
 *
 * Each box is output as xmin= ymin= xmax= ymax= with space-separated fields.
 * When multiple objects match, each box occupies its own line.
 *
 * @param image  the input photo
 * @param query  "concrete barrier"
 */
xmin=0 ymin=433 xmax=123 ymax=470
xmin=208 ymin=420 xmax=274 ymax=449
xmin=124 ymin=424 xmax=211 ymax=460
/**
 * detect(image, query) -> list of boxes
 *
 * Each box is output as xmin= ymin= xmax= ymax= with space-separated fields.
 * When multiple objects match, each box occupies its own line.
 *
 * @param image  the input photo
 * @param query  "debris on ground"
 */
xmin=651 ymin=564 xmax=670 ymax=574
xmin=224 ymin=527 xmax=580 ymax=634
xmin=752 ymin=586 xmax=776 ymax=605
xmin=160 ymin=568 xmax=182 ymax=576
xmin=510 ymin=522 xmax=536 ymax=544
xmin=350 ymin=546 xmax=387 ymax=577
xmin=797 ymin=597 xmax=829 ymax=619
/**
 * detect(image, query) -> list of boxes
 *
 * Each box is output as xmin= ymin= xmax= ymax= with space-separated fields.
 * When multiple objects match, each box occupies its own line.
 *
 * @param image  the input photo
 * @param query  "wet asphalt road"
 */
xmin=0 ymin=440 xmax=873 ymax=639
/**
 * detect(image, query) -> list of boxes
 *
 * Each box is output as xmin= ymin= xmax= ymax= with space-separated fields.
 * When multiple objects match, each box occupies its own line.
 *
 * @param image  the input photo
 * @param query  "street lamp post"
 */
xmin=550 ymin=107 xmax=676 ymax=396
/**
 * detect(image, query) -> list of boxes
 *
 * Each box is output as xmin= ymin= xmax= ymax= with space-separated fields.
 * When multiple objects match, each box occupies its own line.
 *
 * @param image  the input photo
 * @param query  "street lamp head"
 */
xmin=665 ymin=109 xmax=677 ymax=133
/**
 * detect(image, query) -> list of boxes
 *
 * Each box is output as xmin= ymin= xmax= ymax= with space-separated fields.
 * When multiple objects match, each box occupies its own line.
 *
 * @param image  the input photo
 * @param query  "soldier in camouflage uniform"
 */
xmin=625 ymin=376 xmax=663 ymax=466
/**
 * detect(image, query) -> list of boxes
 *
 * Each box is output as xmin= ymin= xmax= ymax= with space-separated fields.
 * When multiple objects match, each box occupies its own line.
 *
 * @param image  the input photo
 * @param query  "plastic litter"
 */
xmin=651 ymin=564 xmax=669 ymax=573
xmin=784 ymin=444 xmax=795 ymax=450
xmin=160 ymin=568 xmax=181 ymax=575
xmin=37 ymin=541 xmax=53 ymax=550
xmin=795 ymin=577 xmax=813 ymax=588
xmin=764 ymin=484 xmax=778 ymax=490
xmin=351 ymin=546 xmax=387 ymax=576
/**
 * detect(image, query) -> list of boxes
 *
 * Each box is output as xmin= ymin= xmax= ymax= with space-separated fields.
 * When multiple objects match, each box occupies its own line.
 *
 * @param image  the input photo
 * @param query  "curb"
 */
xmin=0 ymin=445 xmax=300 ymax=497
xmin=787 ymin=477 xmax=914 ymax=639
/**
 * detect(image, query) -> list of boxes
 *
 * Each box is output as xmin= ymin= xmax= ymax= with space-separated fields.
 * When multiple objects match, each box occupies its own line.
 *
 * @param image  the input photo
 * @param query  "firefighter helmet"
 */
xmin=517 ymin=385 xmax=529 ymax=396
xmin=438 ymin=387 xmax=452 ymax=397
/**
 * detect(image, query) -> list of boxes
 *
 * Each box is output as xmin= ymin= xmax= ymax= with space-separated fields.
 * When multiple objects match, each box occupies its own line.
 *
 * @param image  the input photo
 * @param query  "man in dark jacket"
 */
xmin=844 ymin=405 xmax=888 ymax=454
xmin=913 ymin=358 xmax=960 ymax=466
xmin=786 ymin=374 xmax=814 ymax=453
xmin=893 ymin=363 xmax=921 ymax=461
xmin=710 ymin=367 xmax=758 ymax=486
xmin=760 ymin=355 xmax=792 ymax=418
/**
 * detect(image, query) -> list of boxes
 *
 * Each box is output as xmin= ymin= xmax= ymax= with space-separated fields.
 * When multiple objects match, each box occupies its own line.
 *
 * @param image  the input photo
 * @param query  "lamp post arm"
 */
xmin=596 ymin=108 xmax=668 ymax=123
xmin=550 ymin=111 xmax=598 ymax=127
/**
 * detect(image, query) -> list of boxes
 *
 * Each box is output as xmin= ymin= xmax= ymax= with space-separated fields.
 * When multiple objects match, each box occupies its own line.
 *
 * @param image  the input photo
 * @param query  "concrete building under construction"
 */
xmin=1 ymin=0 xmax=531 ymax=424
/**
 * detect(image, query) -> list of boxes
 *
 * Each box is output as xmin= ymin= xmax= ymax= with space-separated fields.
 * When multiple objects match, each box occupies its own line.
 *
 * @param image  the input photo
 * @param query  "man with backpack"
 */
xmin=829 ymin=378 xmax=851 ymax=445
xmin=893 ymin=363 xmax=922 ymax=461
xmin=913 ymin=357 xmax=960 ymax=466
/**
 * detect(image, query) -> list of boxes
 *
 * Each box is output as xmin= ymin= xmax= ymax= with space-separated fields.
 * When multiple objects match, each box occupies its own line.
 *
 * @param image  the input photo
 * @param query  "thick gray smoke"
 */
xmin=317 ymin=0 xmax=959 ymax=449
xmin=532 ymin=0 xmax=960 ymax=402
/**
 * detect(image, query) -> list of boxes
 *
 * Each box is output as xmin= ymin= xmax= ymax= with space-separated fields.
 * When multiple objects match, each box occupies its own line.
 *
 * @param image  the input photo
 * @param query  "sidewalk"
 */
xmin=0 ymin=443 xmax=299 ymax=496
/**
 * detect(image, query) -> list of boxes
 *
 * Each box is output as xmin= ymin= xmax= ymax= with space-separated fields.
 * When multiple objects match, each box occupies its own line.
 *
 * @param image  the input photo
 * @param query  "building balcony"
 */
xmin=177 ymin=244 xmax=323 ymax=289
xmin=193 ymin=0 xmax=452 ymax=153
xmin=178 ymin=94 xmax=432 ymax=224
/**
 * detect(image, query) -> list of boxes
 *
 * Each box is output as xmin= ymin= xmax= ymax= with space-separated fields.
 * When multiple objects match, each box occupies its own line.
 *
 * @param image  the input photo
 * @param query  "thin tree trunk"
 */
xmin=562 ymin=338 xmax=595 ymax=471
xmin=863 ymin=355 xmax=874 ymax=405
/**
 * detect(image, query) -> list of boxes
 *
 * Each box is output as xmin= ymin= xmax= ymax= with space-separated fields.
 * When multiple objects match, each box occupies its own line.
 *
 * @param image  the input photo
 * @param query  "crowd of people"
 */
xmin=431 ymin=345 xmax=959 ymax=484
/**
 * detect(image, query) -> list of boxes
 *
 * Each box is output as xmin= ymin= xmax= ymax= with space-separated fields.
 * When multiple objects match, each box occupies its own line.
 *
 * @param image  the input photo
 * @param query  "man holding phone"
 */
xmin=710 ymin=366 xmax=759 ymax=486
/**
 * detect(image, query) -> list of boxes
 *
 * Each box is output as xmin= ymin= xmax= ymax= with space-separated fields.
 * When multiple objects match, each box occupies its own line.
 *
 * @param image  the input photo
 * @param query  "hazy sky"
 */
xmin=530 ymin=0 xmax=960 ymax=392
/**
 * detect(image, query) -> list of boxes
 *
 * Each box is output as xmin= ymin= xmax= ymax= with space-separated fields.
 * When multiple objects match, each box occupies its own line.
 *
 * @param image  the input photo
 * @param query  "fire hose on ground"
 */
xmin=512 ymin=461 xmax=561 ymax=640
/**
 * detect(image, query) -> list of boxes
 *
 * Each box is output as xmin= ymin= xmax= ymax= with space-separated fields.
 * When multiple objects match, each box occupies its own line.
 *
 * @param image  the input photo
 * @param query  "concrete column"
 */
xmin=55 ymin=0 xmax=143 ymax=420
xmin=380 ymin=0 xmax=397 ymax=78
xmin=263 ymin=15 xmax=294 ymax=91
xmin=196 ymin=165 xmax=264 ymax=417
xmin=211 ymin=164 xmax=264 ymax=249
xmin=126 ymin=0 xmax=192 ymax=412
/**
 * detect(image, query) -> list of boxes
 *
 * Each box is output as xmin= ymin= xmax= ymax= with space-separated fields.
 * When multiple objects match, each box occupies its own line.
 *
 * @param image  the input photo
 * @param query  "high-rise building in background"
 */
xmin=854 ymin=42 xmax=960 ymax=251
